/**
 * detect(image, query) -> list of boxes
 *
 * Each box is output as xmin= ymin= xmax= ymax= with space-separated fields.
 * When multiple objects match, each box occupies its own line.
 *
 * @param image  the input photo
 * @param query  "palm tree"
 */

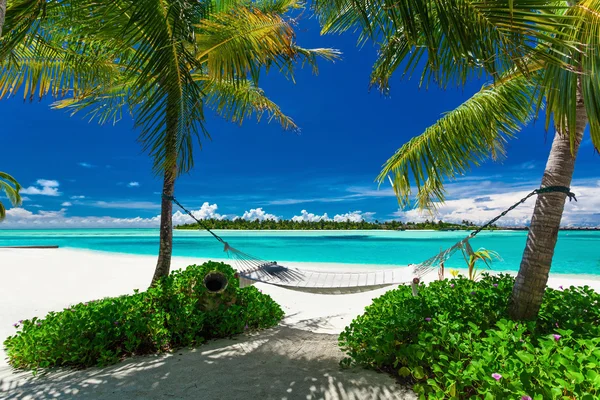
xmin=315 ymin=0 xmax=598 ymax=319
xmin=0 ymin=0 xmax=6 ymax=36
xmin=1 ymin=0 xmax=337 ymax=285
xmin=0 ymin=172 xmax=21 ymax=221
xmin=462 ymin=248 xmax=502 ymax=281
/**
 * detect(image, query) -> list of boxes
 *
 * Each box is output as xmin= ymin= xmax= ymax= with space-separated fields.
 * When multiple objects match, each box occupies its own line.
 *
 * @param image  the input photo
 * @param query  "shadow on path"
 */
xmin=1 ymin=323 xmax=415 ymax=400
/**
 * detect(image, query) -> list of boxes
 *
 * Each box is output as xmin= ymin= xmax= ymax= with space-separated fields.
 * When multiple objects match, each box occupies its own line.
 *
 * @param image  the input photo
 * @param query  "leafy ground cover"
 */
xmin=4 ymin=261 xmax=283 ymax=371
xmin=339 ymin=275 xmax=600 ymax=399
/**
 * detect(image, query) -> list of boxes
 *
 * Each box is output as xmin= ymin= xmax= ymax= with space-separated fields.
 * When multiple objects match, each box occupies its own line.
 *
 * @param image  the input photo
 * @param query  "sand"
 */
xmin=1 ymin=248 xmax=598 ymax=399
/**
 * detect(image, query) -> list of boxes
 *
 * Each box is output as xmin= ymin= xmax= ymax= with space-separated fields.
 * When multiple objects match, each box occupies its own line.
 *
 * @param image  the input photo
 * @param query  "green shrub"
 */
xmin=339 ymin=275 xmax=600 ymax=399
xmin=4 ymin=261 xmax=284 ymax=371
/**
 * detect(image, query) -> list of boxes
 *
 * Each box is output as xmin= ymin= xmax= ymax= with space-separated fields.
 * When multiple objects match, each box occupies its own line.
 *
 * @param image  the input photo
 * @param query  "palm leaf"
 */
xmin=196 ymin=5 xmax=340 ymax=83
xmin=377 ymin=71 xmax=538 ymax=209
xmin=0 ymin=172 xmax=22 ymax=221
xmin=202 ymin=78 xmax=297 ymax=130
xmin=315 ymin=0 xmax=575 ymax=88
xmin=542 ymin=0 xmax=600 ymax=151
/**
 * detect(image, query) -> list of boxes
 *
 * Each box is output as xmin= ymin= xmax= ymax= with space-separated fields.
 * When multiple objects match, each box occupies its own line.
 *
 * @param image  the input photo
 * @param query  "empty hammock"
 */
xmin=164 ymin=185 xmax=576 ymax=295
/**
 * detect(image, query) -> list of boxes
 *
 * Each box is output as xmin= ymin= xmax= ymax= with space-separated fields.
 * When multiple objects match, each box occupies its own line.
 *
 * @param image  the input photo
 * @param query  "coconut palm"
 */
xmin=1 ymin=0 xmax=337 ymax=285
xmin=0 ymin=172 xmax=21 ymax=221
xmin=315 ymin=0 xmax=598 ymax=319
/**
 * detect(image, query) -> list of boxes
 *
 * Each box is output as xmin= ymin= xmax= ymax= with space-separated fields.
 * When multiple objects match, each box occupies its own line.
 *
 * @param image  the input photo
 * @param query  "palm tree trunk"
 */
xmin=0 ymin=0 xmax=7 ymax=37
xmin=151 ymin=161 xmax=177 ymax=286
xmin=150 ymin=104 xmax=178 ymax=286
xmin=509 ymin=83 xmax=587 ymax=320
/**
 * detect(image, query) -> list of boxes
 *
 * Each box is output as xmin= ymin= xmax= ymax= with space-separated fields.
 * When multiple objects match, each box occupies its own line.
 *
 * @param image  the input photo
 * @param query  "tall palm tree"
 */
xmin=0 ymin=172 xmax=21 ymax=221
xmin=1 ymin=0 xmax=337 ymax=285
xmin=314 ymin=0 xmax=598 ymax=319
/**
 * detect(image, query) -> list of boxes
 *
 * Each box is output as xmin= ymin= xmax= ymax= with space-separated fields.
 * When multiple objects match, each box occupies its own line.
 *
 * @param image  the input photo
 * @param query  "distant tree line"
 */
xmin=176 ymin=218 xmax=499 ymax=231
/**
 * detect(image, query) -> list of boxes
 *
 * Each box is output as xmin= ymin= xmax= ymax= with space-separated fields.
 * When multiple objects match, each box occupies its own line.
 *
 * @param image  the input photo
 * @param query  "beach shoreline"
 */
xmin=2 ymin=248 xmax=599 ymax=357
xmin=1 ymin=247 xmax=598 ymax=398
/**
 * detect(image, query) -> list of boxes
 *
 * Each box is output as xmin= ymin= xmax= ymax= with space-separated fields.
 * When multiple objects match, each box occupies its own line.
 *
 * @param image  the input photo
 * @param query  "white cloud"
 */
xmin=172 ymin=202 xmax=225 ymax=224
xmin=127 ymin=182 xmax=140 ymax=188
xmin=266 ymin=197 xmax=346 ymax=206
xmin=292 ymin=210 xmax=330 ymax=222
xmin=515 ymin=161 xmax=537 ymax=170
xmin=70 ymin=195 xmax=85 ymax=199
xmin=20 ymin=196 xmax=31 ymax=201
xmin=1 ymin=202 xmax=225 ymax=228
xmin=91 ymin=201 xmax=159 ymax=210
xmin=20 ymin=179 xmax=61 ymax=196
xmin=61 ymin=202 xmax=73 ymax=207
xmin=265 ymin=186 xmax=395 ymax=206
xmin=240 ymin=208 xmax=279 ymax=222
xmin=393 ymin=183 xmax=600 ymax=227
xmin=333 ymin=210 xmax=375 ymax=222
xmin=78 ymin=162 xmax=93 ymax=168
xmin=2 ymin=207 xmax=158 ymax=228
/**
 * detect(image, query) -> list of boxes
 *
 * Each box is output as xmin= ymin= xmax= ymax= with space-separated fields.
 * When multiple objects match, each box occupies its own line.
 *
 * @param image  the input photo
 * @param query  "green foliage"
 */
xmin=314 ymin=0 xmax=600 ymax=210
xmin=3 ymin=261 xmax=284 ymax=371
xmin=0 ymin=171 xmax=22 ymax=221
xmin=176 ymin=218 xmax=499 ymax=231
xmin=1 ymin=0 xmax=338 ymax=175
xmin=339 ymin=275 xmax=600 ymax=399
xmin=463 ymin=248 xmax=502 ymax=281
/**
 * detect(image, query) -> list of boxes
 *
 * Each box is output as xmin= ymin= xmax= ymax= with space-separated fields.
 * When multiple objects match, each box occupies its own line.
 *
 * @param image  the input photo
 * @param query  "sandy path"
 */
xmin=1 ymin=326 xmax=415 ymax=400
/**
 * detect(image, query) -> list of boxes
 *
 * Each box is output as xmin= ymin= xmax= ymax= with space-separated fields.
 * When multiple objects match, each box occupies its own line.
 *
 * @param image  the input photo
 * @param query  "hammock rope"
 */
xmin=163 ymin=185 xmax=576 ymax=290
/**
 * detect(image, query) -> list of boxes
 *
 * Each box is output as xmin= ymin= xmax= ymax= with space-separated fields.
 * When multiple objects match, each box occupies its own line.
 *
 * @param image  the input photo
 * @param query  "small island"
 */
xmin=176 ymin=219 xmax=499 ymax=231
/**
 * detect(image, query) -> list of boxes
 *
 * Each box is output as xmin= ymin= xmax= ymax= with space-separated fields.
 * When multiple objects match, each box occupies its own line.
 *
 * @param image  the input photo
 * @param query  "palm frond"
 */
xmin=196 ymin=5 xmax=340 ymax=83
xmin=0 ymin=34 xmax=123 ymax=101
xmin=203 ymin=78 xmax=297 ymax=130
xmin=0 ymin=0 xmax=46 ymax=59
xmin=3 ymin=0 xmax=336 ymax=178
xmin=543 ymin=0 xmax=600 ymax=151
xmin=315 ymin=0 xmax=575 ymax=88
xmin=0 ymin=172 xmax=22 ymax=221
xmin=377 ymin=72 xmax=538 ymax=210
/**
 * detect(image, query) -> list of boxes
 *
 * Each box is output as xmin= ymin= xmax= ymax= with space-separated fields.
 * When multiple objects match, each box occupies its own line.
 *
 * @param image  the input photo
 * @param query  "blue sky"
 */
xmin=1 ymin=17 xmax=599 ymax=228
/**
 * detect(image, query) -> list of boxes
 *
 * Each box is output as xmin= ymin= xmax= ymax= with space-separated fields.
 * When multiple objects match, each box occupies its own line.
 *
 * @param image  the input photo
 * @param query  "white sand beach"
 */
xmin=1 ymin=248 xmax=599 ymax=399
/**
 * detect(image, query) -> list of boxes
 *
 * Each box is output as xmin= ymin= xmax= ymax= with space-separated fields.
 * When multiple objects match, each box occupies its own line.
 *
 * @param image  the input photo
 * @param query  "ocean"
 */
xmin=0 ymin=229 xmax=598 ymax=275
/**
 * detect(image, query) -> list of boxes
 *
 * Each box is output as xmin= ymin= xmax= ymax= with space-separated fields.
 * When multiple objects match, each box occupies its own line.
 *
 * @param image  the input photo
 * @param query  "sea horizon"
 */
xmin=2 ymin=228 xmax=599 ymax=276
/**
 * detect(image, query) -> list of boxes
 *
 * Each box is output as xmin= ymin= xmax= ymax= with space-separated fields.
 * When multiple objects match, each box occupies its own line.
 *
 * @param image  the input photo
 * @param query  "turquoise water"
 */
xmin=0 ymin=229 xmax=599 ymax=275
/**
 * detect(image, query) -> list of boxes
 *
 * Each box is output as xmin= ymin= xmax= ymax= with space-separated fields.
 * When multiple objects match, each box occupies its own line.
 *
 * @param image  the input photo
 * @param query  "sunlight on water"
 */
xmin=0 ymin=229 xmax=598 ymax=275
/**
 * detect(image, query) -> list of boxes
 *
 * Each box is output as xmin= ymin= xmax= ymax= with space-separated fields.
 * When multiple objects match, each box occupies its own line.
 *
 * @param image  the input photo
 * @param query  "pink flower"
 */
xmin=555 ymin=322 xmax=559 ymax=328
xmin=13 ymin=323 xmax=19 ymax=328
xmin=522 ymin=396 xmax=532 ymax=400
xmin=491 ymin=373 xmax=502 ymax=381
xmin=425 ymin=317 xmax=432 ymax=322
xmin=450 ymin=284 xmax=455 ymax=288
xmin=493 ymin=284 xmax=498 ymax=287
xmin=470 ymin=291 xmax=476 ymax=295
xmin=553 ymin=334 xmax=561 ymax=341
xmin=559 ymin=286 xmax=563 ymax=290
xmin=244 ymin=324 xmax=249 ymax=331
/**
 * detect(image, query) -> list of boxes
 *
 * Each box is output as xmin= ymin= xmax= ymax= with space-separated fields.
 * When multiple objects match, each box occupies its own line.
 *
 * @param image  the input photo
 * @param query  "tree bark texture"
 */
xmin=509 ymin=82 xmax=587 ymax=320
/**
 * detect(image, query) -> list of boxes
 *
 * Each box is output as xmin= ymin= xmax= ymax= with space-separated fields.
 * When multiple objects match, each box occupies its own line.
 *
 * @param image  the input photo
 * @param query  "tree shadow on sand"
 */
xmin=1 ymin=318 xmax=415 ymax=400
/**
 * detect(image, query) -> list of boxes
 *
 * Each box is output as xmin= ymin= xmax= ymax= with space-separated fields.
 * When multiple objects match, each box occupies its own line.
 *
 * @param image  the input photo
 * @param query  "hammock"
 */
xmin=165 ymin=185 xmax=576 ymax=295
